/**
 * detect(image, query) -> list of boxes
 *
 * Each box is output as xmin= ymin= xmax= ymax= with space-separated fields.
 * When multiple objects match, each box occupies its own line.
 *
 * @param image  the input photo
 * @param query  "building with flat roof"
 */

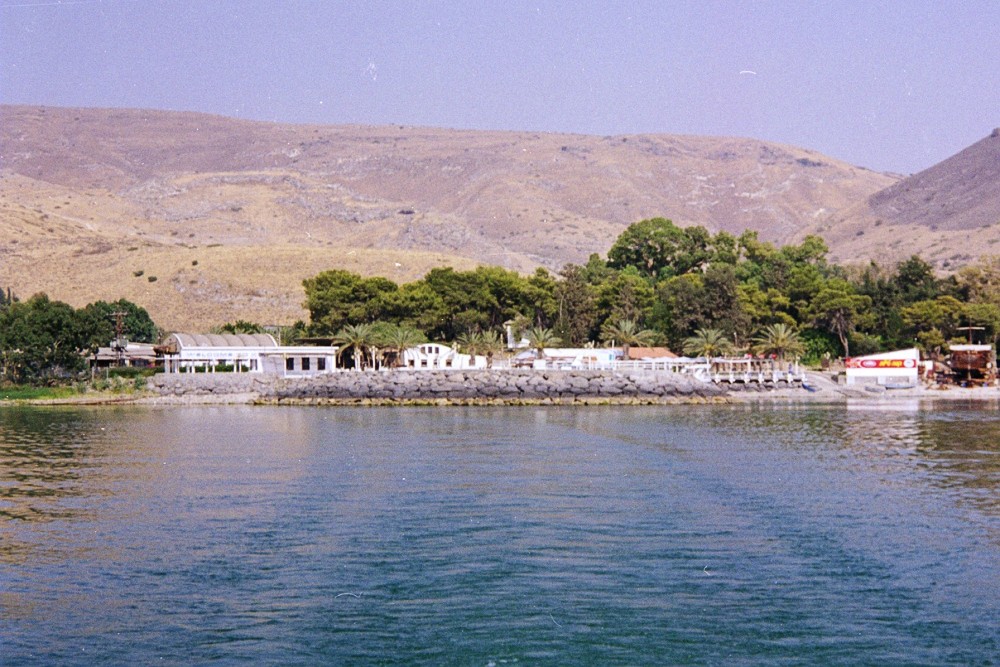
xmin=844 ymin=348 xmax=921 ymax=387
xmin=159 ymin=333 xmax=339 ymax=376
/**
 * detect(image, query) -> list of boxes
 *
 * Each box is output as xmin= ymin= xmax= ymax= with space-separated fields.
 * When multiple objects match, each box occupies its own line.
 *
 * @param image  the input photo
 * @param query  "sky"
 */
xmin=1 ymin=0 xmax=998 ymax=175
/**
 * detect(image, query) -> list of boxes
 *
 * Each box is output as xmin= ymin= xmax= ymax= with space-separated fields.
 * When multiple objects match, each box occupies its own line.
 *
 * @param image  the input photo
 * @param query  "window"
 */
xmin=302 ymin=357 xmax=311 ymax=371
xmin=285 ymin=357 xmax=294 ymax=371
xmin=317 ymin=357 xmax=326 ymax=371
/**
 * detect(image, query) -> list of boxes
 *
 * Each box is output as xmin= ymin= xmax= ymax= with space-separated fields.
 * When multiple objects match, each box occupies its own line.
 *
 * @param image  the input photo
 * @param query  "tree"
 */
xmin=554 ymin=264 xmax=598 ymax=346
xmin=700 ymin=264 xmax=751 ymax=347
xmin=303 ymin=270 xmax=398 ymax=335
xmin=595 ymin=268 xmax=655 ymax=332
xmin=682 ymin=328 xmax=733 ymax=358
xmin=216 ymin=319 xmax=264 ymax=335
xmin=524 ymin=326 xmax=561 ymax=360
xmin=608 ymin=217 xmax=686 ymax=279
xmin=851 ymin=261 xmax=905 ymax=349
xmin=651 ymin=269 xmax=747 ymax=348
xmin=957 ymin=255 xmax=1000 ymax=309
xmin=0 ymin=293 xmax=88 ymax=383
xmin=420 ymin=266 xmax=528 ymax=340
xmin=784 ymin=263 xmax=826 ymax=322
xmin=894 ymin=255 xmax=940 ymax=304
xmin=900 ymin=296 xmax=966 ymax=351
xmin=607 ymin=218 xmax=718 ymax=280
xmin=652 ymin=273 xmax=704 ymax=346
xmin=456 ymin=330 xmax=484 ymax=367
xmin=806 ymin=279 xmax=872 ymax=358
xmin=737 ymin=282 xmax=795 ymax=331
xmin=376 ymin=281 xmax=448 ymax=336
xmin=736 ymin=230 xmax=783 ymax=288
xmin=332 ymin=323 xmax=377 ymax=370
xmin=580 ymin=253 xmax=614 ymax=285
xmin=478 ymin=330 xmax=505 ymax=368
xmin=752 ymin=323 xmax=804 ymax=361
xmin=0 ymin=287 xmax=17 ymax=309
xmin=963 ymin=302 xmax=1000 ymax=346
xmin=781 ymin=235 xmax=829 ymax=266
xmin=76 ymin=299 xmax=159 ymax=352
xmin=376 ymin=324 xmax=426 ymax=368
xmin=600 ymin=319 xmax=656 ymax=360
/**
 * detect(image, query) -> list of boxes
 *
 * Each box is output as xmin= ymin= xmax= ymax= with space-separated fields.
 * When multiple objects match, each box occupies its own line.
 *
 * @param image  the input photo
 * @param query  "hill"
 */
xmin=1 ymin=105 xmax=894 ymax=330
xmin=802 ymin=129 xmax=1000 ymax=269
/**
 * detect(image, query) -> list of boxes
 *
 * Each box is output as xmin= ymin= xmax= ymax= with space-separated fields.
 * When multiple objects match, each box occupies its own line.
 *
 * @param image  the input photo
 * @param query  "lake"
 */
xmin=1 ymin=403 xmax=998 ymax=665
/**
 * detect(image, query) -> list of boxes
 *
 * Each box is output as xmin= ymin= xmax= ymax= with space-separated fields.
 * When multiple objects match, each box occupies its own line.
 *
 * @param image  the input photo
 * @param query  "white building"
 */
xmin=844 ymin=348 xmax=921 ymax=386
xmin=90 ymin=342 xmax=158 ymax=369
xmin=400 ymin=343 xmax=485 ymax=369
xmin=159 ymin=333 xmax=339 ymax=377
xmin=511 ymin=348 xmax=619 ymax=370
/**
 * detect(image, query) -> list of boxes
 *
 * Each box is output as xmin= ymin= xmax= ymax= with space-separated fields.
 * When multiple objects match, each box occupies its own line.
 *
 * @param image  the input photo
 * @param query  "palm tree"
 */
xmin=752 ymin=323 xmax=804 ymax=362
xmin=601 ymin=318 xmax=657 ymax=360
xmin=478 ymin=330 xmax=505 ymax=368
xmin=524 ymin=326 xmax=561 ymax=360
xmin=682 ymin=328 xmax=733 ymax=358
xmin=456 ymin=330 xmax=483 ymax=367
xmin=378 ymin=324 xmax=426 ymax=368
xmin=332 ymin=323 xmax=376 ymax=370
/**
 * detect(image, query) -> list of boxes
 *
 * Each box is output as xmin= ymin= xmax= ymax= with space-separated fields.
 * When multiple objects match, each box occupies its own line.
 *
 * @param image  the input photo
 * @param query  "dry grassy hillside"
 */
xmin=1 ymin=105 xmax=894 ymax=330
xmin=801 ymin=129 xmax=1000 ymax=269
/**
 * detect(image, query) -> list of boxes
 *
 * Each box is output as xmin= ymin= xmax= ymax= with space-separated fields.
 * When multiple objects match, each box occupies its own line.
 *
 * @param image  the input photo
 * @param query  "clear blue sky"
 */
xmin=2 ymin=0 xmax=997 ymax=174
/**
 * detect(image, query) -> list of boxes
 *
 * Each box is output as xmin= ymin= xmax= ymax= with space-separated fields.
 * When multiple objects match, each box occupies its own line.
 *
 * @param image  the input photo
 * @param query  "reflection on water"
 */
xmin=0 ymin=408 xmax=104 ymax=523
xmin=1 ymin=404 xmax=998 ymax=665
xmin=708 ymin=403 xmax=1000 ymax=519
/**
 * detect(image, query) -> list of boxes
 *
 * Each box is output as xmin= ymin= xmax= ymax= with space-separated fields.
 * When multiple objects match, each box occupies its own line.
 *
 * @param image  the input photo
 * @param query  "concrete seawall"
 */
xmin=148 ymin=369 xmax=734 ymax=404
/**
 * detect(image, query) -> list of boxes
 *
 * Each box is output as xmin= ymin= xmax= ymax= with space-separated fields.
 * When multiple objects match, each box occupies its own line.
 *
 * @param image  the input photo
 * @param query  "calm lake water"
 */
xmin=1 ymin=403 xmax=998 ymax=665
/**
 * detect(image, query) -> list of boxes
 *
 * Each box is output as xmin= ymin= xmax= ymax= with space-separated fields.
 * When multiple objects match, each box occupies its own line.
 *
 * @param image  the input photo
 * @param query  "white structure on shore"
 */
xmin=159 ymin=333 xmax=339 ymax=377
xmin=511 ymin=348 xmax=620 ymax=370
xmin=845 ymin=348 xmax=921 ymax=386
xmin=401 ymin=343 xmax=484 ymax=369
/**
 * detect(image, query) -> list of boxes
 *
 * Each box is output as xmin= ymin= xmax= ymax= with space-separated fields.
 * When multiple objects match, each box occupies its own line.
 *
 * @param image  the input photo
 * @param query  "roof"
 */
xmin=627 ymin=347 xmax=677 ymax=360
xmin=512 ymin=348 xmax=618 ymax=360
xmin=166 ymin=332 xmax=278 ymax=348
xmin=91 ymin=343 xmax=158 ymax=362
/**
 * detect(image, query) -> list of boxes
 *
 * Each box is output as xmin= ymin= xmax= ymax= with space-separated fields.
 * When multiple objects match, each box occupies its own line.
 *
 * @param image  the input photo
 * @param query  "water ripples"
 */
xmin=1 ymin=404 xmax=998 ymax=664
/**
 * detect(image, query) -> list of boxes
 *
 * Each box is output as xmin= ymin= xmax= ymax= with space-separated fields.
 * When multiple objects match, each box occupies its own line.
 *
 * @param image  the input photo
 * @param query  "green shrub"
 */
xmin=0 ymin=385 xmax=80 ymax=400
xmin=106 ymin=366 xmax=156 ymax=379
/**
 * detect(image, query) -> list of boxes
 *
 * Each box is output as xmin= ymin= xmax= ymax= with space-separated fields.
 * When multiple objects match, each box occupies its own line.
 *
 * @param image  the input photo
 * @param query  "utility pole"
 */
xmin=111 ymin=309 xmax=128 ymax=367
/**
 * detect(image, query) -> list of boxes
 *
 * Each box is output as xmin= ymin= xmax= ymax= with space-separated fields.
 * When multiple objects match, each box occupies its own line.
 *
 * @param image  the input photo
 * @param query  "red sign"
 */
xmin=846 ymin=358 xmax=916 ymax=369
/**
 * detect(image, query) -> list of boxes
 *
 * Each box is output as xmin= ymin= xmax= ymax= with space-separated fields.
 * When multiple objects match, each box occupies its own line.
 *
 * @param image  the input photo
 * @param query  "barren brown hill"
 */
xmin=1 ymin=105 xmax=894 ymax=330
xmin=803 ymin=129 xmax=1000 ymax=269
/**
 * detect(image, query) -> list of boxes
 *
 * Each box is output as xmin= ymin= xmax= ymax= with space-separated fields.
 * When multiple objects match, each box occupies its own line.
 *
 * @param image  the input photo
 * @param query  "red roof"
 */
xmin=627 ymin=347 xmax=677 ymax=360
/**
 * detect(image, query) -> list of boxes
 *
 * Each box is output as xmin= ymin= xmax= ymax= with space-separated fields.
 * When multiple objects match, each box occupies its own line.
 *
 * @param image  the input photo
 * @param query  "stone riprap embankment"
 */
xmin=148 ymin=369 xmax=730 ymax=404
xmin=148 ymin=372 xmax=264 ymax=404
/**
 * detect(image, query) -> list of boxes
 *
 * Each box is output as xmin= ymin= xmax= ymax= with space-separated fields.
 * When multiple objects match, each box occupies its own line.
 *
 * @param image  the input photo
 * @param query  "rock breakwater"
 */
xmin=148 ymin=369 xmax=730 ymax=405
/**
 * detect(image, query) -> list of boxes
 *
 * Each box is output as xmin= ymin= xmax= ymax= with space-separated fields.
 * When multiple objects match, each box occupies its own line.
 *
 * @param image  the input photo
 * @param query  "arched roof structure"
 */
xmin=166 ymin=333 xmax=278 ymax=348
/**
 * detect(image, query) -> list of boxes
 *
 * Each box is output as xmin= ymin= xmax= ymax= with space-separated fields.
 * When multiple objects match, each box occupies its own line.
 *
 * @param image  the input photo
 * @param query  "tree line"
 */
xmin=301 ymin=218 xmax=1000 ymax=363
xmin=0 ymin=293 xmax=158 ymax=384
xmin=4 ymin=217 xmax=1000 ymax=381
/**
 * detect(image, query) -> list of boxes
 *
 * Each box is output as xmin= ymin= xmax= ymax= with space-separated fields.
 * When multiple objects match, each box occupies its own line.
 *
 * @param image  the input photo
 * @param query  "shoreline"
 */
xmin=4 ymin=371 xmax=998 ymax=407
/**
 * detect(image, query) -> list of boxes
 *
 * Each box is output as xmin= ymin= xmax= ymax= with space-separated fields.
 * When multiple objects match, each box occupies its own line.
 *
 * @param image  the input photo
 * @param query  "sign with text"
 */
xmin=846 ymin=358 xmax=917 ymax=369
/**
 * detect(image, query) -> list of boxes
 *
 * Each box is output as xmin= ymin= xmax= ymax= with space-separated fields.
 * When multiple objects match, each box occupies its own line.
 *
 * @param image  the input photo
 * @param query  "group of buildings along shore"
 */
xmin=93 ymin=329 xmax=998 ymax=390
